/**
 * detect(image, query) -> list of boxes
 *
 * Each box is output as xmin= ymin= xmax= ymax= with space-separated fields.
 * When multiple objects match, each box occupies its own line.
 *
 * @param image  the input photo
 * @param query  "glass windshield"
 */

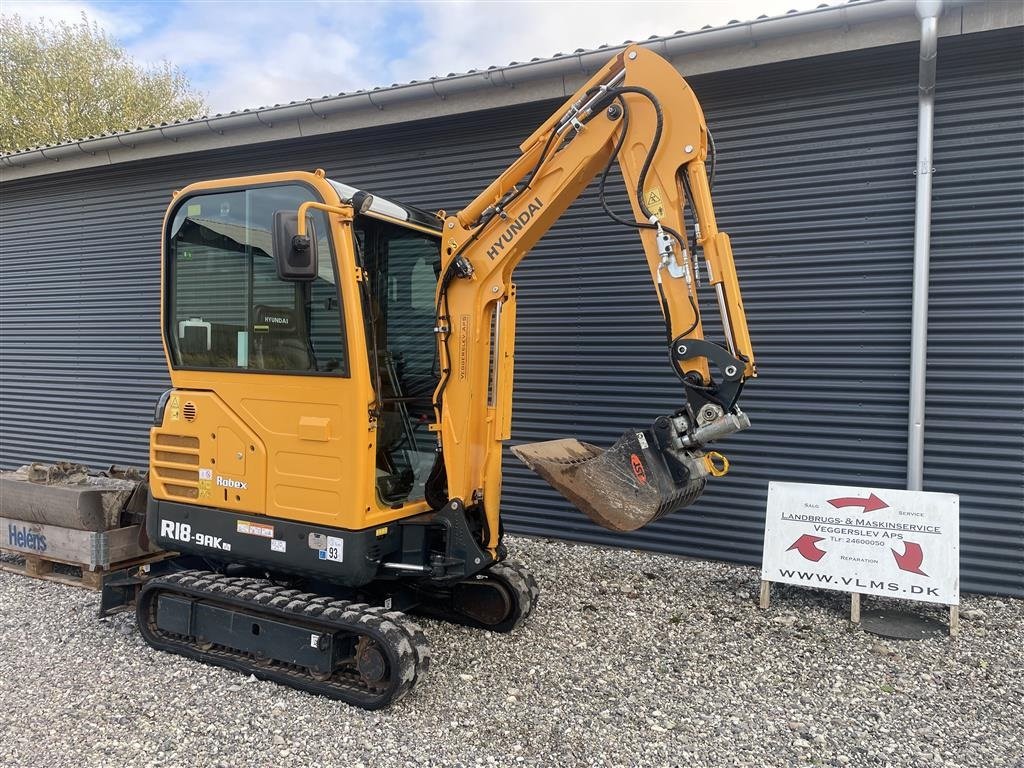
xmin=167 ymin=184 xmax=345 ymax=374
xmin=356 ymin=217 xmax=441 ymax=506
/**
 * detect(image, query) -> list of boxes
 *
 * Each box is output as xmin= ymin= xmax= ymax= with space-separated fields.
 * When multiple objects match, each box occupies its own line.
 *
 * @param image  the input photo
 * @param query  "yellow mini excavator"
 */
xmin=120 ymin=45 xmax=756 ymax=708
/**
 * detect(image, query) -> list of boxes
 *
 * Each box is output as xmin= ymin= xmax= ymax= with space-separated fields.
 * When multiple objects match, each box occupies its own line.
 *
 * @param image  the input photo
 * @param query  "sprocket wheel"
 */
xmin=354 ymin=636 xmax=391 ymax=689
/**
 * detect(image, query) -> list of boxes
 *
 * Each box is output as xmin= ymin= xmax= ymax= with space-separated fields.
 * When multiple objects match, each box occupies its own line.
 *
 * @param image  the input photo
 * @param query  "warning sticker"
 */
xmin=237 ymin=520 xmax=274 ymax=539
xmin=169 ymin=395 xmax=181 ymax=421
xmin=199 ymin=468 xmax=213 ymax=480
xmin=271 ymin=539 xmax=286 ymax=553
xmin=645 ymin=187 xmax=665 ymax=220
xmin=197 ymin=479 xmax=211 ymax=499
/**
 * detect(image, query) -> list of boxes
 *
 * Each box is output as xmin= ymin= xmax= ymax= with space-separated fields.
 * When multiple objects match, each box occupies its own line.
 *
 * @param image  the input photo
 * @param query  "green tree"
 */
xmin=0 ymin=13 xmax=207 ymax=154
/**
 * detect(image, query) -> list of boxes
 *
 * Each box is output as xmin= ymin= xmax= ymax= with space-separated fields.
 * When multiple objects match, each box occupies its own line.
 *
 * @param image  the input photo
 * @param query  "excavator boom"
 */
xmin=433 ymin=45 xmax=755 ymax=536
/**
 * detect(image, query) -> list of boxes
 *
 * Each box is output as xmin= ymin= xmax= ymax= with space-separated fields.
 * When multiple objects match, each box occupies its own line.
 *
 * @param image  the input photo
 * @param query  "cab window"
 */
xmin=167 ymin=184 xmax=345 ymax=374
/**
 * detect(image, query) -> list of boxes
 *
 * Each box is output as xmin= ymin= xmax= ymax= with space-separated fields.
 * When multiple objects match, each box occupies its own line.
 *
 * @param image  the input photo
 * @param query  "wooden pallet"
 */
xmin=0 ymin=550 xmax=174 ymax=590
xmin=1 ymin=518 xmax=171 ymax=591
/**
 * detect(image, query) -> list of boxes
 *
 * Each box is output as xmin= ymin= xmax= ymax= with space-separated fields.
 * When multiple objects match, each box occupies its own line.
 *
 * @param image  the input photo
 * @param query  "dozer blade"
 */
xmin=512 ymin=430 xmax=707 ymax=533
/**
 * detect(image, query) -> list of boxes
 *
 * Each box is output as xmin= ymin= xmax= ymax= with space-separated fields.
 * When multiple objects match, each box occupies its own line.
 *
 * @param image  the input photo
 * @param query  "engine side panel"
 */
xmin=151 ymin=390 xmax=267 ymax=514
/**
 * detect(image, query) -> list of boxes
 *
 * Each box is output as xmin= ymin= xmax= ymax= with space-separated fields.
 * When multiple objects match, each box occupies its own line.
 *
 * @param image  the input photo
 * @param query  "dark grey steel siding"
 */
xmin=1 ymin=29 xmax=1020 ymax=596
xmin=925 ymin=36 xmax=1024 ymax=598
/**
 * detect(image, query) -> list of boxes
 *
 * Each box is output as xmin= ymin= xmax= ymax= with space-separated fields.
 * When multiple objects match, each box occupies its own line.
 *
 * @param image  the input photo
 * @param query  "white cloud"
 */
xmin=3 ymin=0 xmax=146 ymax=37
xmin=387 ymin=0 xmax=826 ymax=83
xmin=121 ymin=1 xmax=394 ymax=111
xmin=3 ymin=0 xmax=828 ymax=114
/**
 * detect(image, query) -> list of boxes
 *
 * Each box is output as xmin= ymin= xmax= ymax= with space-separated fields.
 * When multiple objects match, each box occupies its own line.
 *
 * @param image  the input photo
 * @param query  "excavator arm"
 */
xmin=431 ymin=45 xmax=755 ymax=548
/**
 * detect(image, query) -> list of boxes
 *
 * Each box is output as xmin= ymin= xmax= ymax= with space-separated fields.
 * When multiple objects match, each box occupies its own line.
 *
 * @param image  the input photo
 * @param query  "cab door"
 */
xmin=160 ymin=174 xmax=375 ymax=529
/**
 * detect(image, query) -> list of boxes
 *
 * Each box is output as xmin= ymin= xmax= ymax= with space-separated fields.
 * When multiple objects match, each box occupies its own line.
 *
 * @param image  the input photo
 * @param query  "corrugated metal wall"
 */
xmin=1 ymin=29 xmax=1020 ymax=596
xmin=925 ymin=35 xmax=1024 ymax=597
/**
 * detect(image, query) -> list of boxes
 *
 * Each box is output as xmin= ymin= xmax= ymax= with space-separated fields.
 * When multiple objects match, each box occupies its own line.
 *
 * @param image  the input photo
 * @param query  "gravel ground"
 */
xmin=0 ymin=536 xmax=1021 ymax=768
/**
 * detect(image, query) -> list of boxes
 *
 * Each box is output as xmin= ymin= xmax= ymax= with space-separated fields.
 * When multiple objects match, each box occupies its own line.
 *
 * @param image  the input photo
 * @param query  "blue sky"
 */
xmin=6 ymin=1 xmax=823 ymax=113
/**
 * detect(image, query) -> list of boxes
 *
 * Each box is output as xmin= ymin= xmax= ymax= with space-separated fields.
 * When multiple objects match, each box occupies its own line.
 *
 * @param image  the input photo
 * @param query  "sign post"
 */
xmin=760 ymin=481 xmax=959 ymax=635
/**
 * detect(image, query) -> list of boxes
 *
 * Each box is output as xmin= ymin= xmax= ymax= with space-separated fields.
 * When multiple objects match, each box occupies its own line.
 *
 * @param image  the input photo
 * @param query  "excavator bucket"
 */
xmin=512 ymin=430 xmax=707 ymax=532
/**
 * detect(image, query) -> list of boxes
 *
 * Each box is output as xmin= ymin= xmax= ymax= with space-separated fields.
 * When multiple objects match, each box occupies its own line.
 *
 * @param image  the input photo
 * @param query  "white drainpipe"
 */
xmin=907 ymin=0 xmax=942 ymax=491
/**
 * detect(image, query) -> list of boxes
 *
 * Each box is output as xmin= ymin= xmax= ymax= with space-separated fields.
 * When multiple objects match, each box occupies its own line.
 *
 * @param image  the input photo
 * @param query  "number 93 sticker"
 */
xmin=318 ymin=536 xmax=344 ymax=563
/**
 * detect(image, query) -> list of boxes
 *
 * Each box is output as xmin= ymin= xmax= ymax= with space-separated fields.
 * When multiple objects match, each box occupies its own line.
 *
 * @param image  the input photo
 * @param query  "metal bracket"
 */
xmin=656 ymin=224 xmax=689 ymax=283
xmin=671 ymin=337 xmax=746 ymax=412
xmin=453 ymin=256 xmax=474 ymax=278
xmin=424 ymin=500 xmax=488 ymax=581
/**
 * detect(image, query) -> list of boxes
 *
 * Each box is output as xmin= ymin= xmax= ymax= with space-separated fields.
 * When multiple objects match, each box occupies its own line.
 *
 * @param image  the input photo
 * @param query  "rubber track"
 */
xmin=408 ymin=559 xmax=541 ymax=633
xmin=137 ymin=570 xmax=430 ymax=709
xmin=489 ymin=560 xmax=541 ymax=631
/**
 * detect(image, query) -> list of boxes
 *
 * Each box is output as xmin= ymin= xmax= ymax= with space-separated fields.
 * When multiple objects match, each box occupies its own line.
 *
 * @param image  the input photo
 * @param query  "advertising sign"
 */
xmin=762 ymin=482 xmax=959 ymax=605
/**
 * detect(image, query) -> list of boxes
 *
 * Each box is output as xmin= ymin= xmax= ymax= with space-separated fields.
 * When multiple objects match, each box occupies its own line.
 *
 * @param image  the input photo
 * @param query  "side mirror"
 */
xmin=272 ymin=210 xmax=318 ymax=281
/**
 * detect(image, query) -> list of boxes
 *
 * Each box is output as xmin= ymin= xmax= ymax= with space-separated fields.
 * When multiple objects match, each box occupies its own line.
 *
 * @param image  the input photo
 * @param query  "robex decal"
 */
xmin=485 ymin=197 xmax=544 ymax=259
xmin=216 ymin=476 xmax=247 ymax=490
xmin=8 ymin=524 xmax=47 ymax=552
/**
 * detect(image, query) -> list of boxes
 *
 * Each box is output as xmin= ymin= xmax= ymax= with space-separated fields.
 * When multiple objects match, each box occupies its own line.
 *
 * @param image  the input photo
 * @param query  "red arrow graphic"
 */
xmin=892 ymin=542 xmax=927 ymax=576
xmin=788 ymin=534 xmax=827 ymax=562
xmin=827 ymin=493 xmax=888 ymax=513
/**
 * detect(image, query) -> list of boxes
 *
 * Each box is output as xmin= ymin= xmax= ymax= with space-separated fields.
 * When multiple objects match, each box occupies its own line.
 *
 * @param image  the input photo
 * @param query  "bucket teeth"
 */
xmin=512 ymin=432 xmax=706 ymax=533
